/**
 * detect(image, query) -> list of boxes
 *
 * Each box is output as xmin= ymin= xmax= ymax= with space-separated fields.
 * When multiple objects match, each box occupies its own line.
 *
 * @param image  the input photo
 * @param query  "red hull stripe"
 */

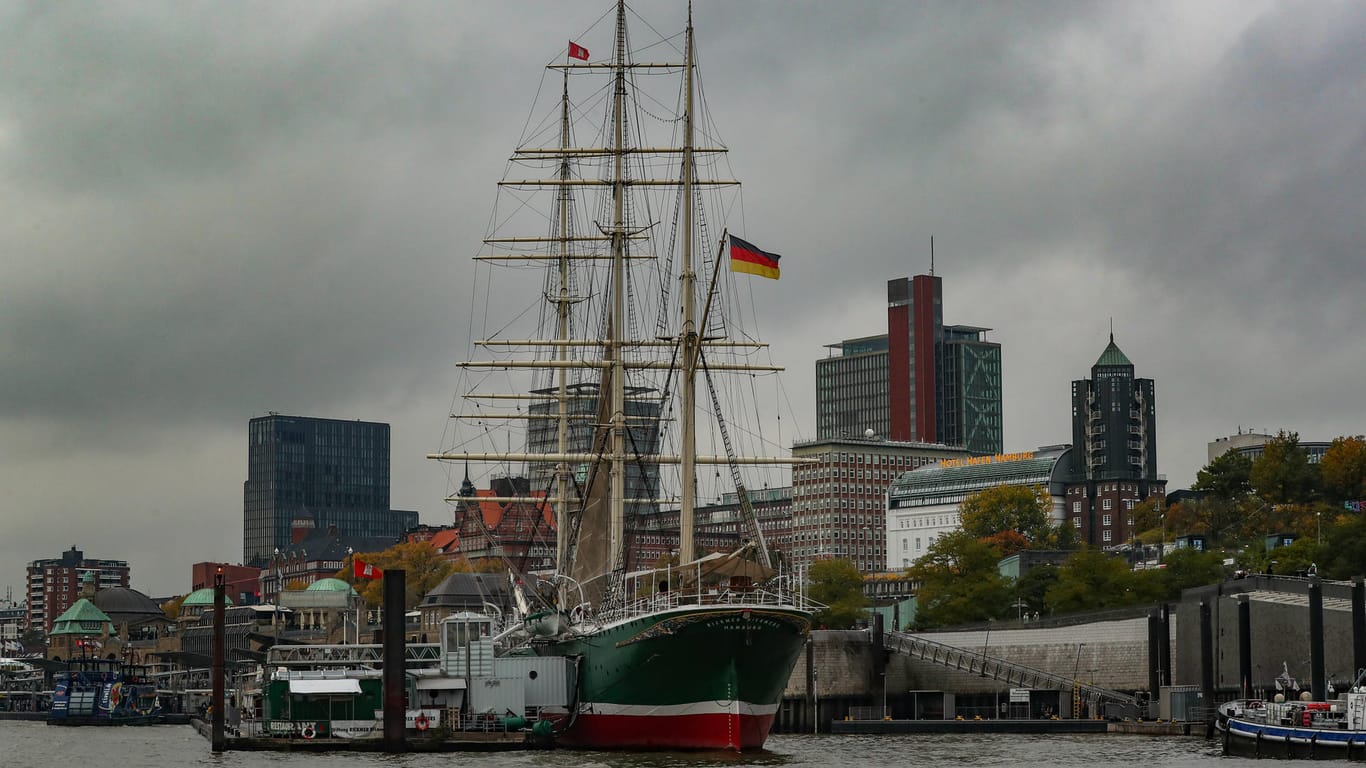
xmin=579 ymin=701 xmax=778 ymax=717
xmin=560 ymin=711 xmax=777 ymax=751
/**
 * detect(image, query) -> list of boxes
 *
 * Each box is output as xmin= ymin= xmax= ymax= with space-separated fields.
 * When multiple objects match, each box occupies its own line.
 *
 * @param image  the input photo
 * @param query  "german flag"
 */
xmin=729 ymin=235 xmax=781 ymax=279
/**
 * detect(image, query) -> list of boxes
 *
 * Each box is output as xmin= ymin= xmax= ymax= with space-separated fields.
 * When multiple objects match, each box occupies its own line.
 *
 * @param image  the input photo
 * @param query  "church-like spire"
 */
xmin=1095 ymin=331 xmax=1133 ymax=368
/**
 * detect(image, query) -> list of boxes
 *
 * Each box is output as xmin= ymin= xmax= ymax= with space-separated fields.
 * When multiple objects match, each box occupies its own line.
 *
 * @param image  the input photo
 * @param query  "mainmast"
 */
xmin=678 ymin=4 xmax=698 ymax=564
xmin=607 ymin=0 xmax=629 ymax=573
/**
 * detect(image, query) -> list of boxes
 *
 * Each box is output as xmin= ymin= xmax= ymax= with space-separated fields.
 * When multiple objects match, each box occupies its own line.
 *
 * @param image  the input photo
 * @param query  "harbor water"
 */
xmin=0 ymin=723 xmax=1252 ymax=768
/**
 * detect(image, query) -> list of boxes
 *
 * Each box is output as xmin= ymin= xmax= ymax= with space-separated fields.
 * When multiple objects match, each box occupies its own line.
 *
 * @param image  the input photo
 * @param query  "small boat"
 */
xmin=1217 ymin=671 xmax=1366 ymax=759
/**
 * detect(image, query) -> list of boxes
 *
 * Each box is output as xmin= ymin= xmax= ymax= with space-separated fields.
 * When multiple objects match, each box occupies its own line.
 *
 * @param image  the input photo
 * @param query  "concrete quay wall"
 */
xmin=784 ymin=616 xmax=1168 ymax=699
xmin=1175 ymin=579 xmax=1358 ymax=695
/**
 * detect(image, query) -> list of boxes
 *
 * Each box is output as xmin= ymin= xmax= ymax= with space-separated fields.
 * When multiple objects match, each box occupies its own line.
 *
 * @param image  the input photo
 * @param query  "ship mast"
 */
xmin=678 ymin=3 xmax=698 ymax=565
xmin=608 ymin=0 xmax=628 ymax=572
xmin=555 ymin=69 xmax=572 ymax=574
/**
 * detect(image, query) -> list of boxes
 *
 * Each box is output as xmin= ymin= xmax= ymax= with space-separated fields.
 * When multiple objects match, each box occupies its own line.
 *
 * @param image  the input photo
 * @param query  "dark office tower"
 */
xmin=243 ymin=415 xmax=418 ymax=566
xmin=887 ymin=275 xmax=942 ymax=443
xmin=1064 ymin=335 xmax=1165 ymax=547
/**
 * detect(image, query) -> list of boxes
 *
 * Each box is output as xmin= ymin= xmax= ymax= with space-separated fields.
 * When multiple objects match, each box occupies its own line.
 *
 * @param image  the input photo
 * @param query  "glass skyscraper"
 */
xmin=243 ymin=414 xmax=418 ymax=566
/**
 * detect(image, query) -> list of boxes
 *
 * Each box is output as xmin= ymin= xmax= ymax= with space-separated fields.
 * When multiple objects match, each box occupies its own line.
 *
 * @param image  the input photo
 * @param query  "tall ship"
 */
xmin=429 ymin=0 xmax=813 ymax=751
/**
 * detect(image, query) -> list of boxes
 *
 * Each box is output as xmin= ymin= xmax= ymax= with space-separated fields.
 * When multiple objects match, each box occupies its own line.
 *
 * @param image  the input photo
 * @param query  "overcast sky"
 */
xmin=2 ymin=0 xmax=1362 ymax=600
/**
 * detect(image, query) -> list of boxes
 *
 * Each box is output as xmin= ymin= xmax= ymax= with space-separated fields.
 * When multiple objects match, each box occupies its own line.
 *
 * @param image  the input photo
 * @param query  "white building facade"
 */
xmin=886 ymin=445 xmax=1075 ymax=569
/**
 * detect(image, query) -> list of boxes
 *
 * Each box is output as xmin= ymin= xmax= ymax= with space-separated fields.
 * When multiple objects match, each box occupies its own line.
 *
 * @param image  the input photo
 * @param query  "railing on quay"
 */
xmin=883 ymin=629 xmax=1140 ymax=709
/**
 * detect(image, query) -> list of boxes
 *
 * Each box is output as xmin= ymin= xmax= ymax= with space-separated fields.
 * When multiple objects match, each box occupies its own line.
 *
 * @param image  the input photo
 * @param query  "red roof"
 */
xmin=430 ymin=529 xmax=461 ymax=553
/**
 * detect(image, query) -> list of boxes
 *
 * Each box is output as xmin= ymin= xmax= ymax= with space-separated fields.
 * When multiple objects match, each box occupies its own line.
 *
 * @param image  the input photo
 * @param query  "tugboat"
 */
xmin=1217 ymin=668 xmax=1366 ymax=758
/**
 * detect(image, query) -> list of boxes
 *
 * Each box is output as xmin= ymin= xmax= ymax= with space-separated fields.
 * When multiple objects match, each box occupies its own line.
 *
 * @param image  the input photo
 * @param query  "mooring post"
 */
xmin=1147 ymin=608 xmax=1162 ymax=702
xmin=1353 ymin=577 xmax=1365 ymax=677
xmin=1309 ymin=576 xmax=1325 ymax=701
xmin=1159 ymin=603 xmax=1172 ymax=687
xmin=1238 ymin=595 xmax=1252 ymax=698
xmin=383 ymin=569 xmax=407 ymax=753
xmin=1199 ymin=601 xmax=1214 ymax=715
xmin=211 ymin=565 xmax=226 ymax=752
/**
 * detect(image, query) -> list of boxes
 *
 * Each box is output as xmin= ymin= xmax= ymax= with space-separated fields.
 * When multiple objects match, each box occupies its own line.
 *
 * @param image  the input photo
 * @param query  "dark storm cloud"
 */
xmin=1 ymin=0 xmax=1362 ymax=596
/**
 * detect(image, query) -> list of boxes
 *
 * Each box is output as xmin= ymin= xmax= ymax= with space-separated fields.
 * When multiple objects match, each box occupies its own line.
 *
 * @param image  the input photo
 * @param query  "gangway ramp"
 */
xmin=883 ymin=628 xmax=1140 ymax=708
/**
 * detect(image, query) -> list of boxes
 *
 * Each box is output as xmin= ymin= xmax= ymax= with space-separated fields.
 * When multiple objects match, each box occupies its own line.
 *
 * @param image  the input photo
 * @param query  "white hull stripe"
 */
xmin=580 ymin=700 xmax=778 ymax=717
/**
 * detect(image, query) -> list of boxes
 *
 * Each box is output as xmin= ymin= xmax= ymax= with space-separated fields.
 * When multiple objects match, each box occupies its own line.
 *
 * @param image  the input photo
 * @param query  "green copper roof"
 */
xmin=1095 ymin=334 xmax=1133 ymax=367
xmin=306 ymin=577 xmax=358 ymax=595
xmin=182 ymin=587 xmax=234 ymax=607
xmin=50 ymin=598 xmax=112 ymax=635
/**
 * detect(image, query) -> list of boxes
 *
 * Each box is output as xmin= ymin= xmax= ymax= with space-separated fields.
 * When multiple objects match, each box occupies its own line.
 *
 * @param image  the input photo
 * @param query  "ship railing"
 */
xmin=593 ymin=583 xmax=819 ymax=624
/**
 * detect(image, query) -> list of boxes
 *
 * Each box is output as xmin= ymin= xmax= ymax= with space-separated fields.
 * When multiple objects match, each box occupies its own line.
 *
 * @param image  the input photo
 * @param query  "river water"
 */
xmin=0 ymin=723 xmax=1249 ymax=768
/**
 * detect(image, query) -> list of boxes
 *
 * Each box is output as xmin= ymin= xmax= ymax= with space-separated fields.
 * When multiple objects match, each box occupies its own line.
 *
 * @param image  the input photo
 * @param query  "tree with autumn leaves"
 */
xmin=1191 ymin=433 xmax=1366 ymax=579
xmin=336 ymin=541 xmax=466 ymax=609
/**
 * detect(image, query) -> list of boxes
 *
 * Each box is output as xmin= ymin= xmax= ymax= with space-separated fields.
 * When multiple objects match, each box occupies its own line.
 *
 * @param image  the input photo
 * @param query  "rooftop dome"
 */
xmin=182 ymin=587 xmax=234 ymax=607
xmin=91 ymin=587 xmax=165 ymax=622
xmin=306 ymin=578 xmax=358 ymax=595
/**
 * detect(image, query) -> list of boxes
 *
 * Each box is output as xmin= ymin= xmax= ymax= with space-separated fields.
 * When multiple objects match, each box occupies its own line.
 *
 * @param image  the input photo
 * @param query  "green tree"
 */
xmin=1043 ymin=519 xmax=1082 ymax=551
xmin=1320 ymin=436 xmax=1366 ymax=502
xmin=1155 ymin=548 xmax=1227 ymax=600
xmin=908 ymin=530 xmax=1011 ymax=629
xmin=1193 ymin=449 xmax=1254 ymax=501
xmin=340 ymin=541 xmax=457 ymax=609
xmin=1045 ymin=549 xmax=1146 ymax=613
xmin=958 ymin=484 xmax=1054 ymax=545
xmin=1319 ymin=513 xmax=1366 ymax=580
xmin=1013 ymin=563 xmax=1060 ymax=618
xmin=1260 ymin=537 xmax=1320 ymax=577
xmin=1250 ymin=431 xmax=1320 ymax=504
xmin=808 ymin=558 xmax=870 ymax=629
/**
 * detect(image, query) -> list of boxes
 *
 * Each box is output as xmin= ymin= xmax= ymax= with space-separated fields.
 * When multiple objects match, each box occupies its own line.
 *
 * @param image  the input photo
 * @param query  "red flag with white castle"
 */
xmin=353 ymin=557 xmax=382 ymax=580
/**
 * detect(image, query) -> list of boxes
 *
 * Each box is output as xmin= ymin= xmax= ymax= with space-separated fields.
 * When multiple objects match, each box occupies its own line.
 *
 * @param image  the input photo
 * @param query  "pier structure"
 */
xmin=776 ymin=574 xmax=1366 ymax=734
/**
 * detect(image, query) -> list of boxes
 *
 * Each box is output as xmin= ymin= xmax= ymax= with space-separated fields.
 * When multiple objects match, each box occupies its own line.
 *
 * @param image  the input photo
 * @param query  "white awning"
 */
xmin=415 ymin=677 xmax=466 ymax=691
xmin=289 ymin=679 xmax=362 ymax=695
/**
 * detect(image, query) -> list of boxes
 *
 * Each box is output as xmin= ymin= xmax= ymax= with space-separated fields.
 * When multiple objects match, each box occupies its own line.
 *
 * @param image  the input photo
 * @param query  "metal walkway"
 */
xmin=883 ymin=629 xmax=1140 ymax=708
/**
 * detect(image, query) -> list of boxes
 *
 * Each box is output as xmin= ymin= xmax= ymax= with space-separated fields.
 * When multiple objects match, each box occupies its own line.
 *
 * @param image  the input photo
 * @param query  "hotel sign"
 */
xmin=938 ymin=451 xmax=1035 ymax=469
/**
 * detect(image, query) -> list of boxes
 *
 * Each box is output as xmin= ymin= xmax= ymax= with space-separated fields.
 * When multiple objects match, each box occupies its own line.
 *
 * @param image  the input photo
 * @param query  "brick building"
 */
xmin=25 ymin=547 xmax=130 ymax=635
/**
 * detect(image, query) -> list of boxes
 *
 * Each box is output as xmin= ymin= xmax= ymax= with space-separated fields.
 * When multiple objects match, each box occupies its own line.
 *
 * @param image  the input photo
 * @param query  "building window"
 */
xmin=1103 ymin=498 xmax=1113 ymax=510
xmin=1072 ymin=501 xmax=1081 ymax=514
xmin=1103 ymin=514 xmax=1112 ymax=526
xmin=1102 ymin=530 xmax=1113 ymax=542
xmin=1072 ymin=517 xmax=1081 ymax=528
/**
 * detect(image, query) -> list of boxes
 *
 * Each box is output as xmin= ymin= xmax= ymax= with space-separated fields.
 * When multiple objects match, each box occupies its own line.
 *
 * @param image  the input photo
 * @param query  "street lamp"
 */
xmin=981 ymin=619 xmax=994 ymax=675
xmin=1158 ymin=509 xmax=1165 ymax=562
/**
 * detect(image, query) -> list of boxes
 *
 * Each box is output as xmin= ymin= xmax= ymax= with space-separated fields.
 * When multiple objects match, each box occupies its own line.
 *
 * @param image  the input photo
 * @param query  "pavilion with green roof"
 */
xmin=48 ymin=598 xmax=113 ymax=660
